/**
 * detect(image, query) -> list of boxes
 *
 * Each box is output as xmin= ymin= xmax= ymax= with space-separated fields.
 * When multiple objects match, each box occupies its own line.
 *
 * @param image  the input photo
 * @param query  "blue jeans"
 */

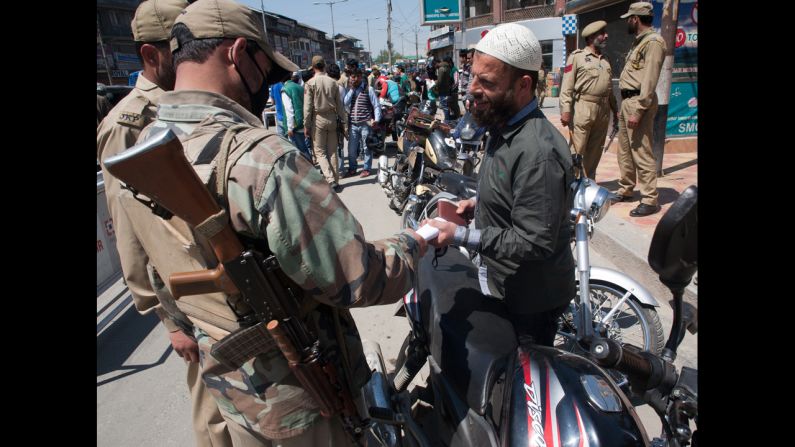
xmin=348 ymin=122 xmax=372 ymax=171
xmin=275 ymin=122 xmax=286 ymax=138
xmin=289 ymin=130 xmax=312 ymax=161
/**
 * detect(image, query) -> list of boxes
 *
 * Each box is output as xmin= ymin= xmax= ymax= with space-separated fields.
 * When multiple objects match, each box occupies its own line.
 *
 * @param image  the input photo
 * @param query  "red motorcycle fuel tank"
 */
xmin=503 ymin=345 xmax=649 ymax=447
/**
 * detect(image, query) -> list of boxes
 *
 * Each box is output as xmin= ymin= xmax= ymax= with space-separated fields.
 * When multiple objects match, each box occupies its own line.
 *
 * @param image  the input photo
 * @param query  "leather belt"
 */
xmin=577 ymin=93 xmax=608 ymax=103
xmin=621 ymin=89 xmax=641 ymax=99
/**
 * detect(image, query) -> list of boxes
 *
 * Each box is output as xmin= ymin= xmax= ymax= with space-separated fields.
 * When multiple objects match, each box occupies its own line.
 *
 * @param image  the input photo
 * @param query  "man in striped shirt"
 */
xmin=343 ymin=67 xmax=382 ymax=178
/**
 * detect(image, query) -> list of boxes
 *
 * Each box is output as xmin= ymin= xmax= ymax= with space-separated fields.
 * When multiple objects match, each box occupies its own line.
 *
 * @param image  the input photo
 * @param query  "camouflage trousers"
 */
xmin=194 ymin=327 xmax=354 ymax=443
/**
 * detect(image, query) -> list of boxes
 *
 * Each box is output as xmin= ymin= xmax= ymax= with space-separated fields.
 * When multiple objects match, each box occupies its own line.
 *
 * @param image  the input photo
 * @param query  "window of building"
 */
xmin=540 ymin=40 xmax=553 ymax=71
xmin=467 ymin=0 xmax=491 ymax=17
xmin=505 ymin=0 xmax=554 ymax=10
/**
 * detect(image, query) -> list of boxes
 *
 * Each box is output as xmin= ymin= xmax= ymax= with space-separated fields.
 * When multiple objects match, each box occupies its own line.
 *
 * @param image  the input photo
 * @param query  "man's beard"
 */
xmin=627 ymin=21 xmax=638 ymax=34
xmin=471 ymin=87 xmax=517 ymax=129
xmin=594 ymin=38 xmax=607 ymax=51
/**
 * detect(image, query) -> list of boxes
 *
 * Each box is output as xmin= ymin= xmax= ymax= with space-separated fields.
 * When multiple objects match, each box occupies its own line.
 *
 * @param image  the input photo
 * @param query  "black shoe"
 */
xmin=629 ymin=203 xmax=660 ymax=217
xmin=331 ymin=182 xmax=342 ymax=193
xmin=612 ymin=194 xmax=634 ymax=203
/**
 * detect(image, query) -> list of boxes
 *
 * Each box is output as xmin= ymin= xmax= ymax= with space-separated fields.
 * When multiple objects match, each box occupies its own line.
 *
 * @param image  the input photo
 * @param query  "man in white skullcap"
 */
xmin=424 ymin=23 xmax=576 ymax=346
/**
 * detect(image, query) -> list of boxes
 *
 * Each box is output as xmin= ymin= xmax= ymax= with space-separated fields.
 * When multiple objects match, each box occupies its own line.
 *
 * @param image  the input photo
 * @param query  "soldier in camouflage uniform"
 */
xmin=112 ymin=0 xmax=429 ymax=444
xmin=96 ymin=2 xmax=232 ymax=446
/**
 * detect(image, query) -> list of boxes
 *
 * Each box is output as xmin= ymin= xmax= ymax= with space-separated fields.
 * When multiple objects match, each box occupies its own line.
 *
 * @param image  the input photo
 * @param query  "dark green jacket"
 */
xmin=475 ymin=106 xmax=576 ymax=313
xmin=281 ymin=80 xmax=304 ymax=133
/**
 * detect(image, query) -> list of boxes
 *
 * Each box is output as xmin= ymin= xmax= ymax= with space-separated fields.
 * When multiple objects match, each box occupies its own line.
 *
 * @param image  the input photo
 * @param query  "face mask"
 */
xmin=234 ymin=46 xmax=270 ymax=117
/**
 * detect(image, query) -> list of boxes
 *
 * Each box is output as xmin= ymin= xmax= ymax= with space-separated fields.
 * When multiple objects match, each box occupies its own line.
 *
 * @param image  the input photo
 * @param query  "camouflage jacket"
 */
xmin=125 ymin=90 xmax=421 ymax=439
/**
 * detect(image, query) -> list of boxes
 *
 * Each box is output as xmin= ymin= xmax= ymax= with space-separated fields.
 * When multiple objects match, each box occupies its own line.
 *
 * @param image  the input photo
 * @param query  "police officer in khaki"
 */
xmin=614 ymin=1 xmax=666 ymax=216
xmin=304 ymin=55 xmax=347 ymax=191
xmin=559 ymin=20 xmax=618 ymax=180
xmin=96 ymin=1 xmax=232 ymax=446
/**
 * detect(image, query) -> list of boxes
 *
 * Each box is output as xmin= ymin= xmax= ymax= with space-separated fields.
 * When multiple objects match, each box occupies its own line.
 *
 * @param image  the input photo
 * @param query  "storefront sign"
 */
xmin=421 ymin=0 xmax=463 ymax=25
xmin=666 ymin=80 xmax=697 ymax=136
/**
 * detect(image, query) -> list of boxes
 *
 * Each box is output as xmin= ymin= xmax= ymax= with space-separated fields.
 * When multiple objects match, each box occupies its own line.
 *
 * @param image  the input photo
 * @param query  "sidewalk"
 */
xmin=540 ymin=97 xmax=698 ymax=301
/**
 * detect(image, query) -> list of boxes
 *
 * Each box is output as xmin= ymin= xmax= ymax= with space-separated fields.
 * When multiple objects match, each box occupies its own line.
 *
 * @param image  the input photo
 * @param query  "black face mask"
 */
xmin=234 ymin=46 xmax=270 ymax=118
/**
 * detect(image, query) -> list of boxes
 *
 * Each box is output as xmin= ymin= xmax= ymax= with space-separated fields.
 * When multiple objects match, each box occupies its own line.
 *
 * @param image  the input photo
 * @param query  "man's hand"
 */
xmin=304 ymin=128 xmax=310 ymax=138
xmin=420 ymin=218 xmax=458 ymax=248
xmin=404 ymin=229 xmax=429 ymax=257
xmin=288 ymin=129 xmax=294 ymax=138
xmin=168 ymin=329 xmax=200 ymax=363
xmin=368 ymin=119 xmax=375 ymax=127
xmin=456 ymin=198 xmax=476 ymax=221
xmin=560 ymin=112 xmax=572 ymax=128
xmin=627 ymin=114 xmax=640 ymax=129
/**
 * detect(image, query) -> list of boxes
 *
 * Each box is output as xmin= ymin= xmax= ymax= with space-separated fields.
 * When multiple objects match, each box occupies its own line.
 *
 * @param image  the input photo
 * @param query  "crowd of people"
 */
xmin=96 ymin=1 xmax=667 ymax=445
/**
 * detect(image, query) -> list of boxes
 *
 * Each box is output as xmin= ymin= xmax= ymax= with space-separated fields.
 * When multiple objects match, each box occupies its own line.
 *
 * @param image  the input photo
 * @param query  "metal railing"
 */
xmin=503 ymin=4 xmax=556 ymax=22
xmin=465 ymin=13 xmax=494 ymax=28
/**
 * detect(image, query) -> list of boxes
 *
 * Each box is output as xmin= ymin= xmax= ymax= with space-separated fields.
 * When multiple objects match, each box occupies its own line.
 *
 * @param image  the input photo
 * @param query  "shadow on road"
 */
xmin=97 ymin=305 xmax=173 ymax=387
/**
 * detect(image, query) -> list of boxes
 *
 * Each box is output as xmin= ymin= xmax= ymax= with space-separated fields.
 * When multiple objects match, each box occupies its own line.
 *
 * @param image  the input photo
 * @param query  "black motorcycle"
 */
xmin=360 ymin=186 xmax=698 ymax=447
xmin=380 ymin=107 xmax=475 ymax=215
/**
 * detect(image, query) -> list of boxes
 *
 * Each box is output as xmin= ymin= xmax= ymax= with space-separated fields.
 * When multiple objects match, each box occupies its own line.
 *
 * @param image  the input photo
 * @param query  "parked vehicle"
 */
xmin=359 ymin=185 xmax=698 ymax=446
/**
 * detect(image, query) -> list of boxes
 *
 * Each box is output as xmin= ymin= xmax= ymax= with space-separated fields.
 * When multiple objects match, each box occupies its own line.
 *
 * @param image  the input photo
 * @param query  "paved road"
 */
xmin=98 ymin=137 xmax=695 ymax=445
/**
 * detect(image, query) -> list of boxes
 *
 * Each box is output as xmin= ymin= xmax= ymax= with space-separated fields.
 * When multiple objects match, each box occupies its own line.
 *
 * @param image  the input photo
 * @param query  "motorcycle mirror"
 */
xmin=648 ymin=185 xmax=698 ymax=291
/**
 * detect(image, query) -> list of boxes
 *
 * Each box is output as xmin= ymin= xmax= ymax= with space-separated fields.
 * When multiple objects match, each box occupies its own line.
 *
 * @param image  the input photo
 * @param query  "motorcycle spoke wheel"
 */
xmin=556 ymin=282 xmax=664 ymax=355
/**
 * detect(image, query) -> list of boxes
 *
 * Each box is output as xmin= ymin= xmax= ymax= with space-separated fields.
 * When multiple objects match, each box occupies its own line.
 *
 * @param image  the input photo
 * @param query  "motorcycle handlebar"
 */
xmin=589 ymin=337 xmax=677 ymax=394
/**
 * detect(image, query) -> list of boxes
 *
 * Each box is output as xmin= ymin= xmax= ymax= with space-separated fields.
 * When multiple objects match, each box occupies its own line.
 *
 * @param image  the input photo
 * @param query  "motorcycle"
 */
xmin=367 ymin=98 xmax=396 ymax=156
xmin=359 ymin=185 xmax=698 ymax=446
xmin=557 ymin=155 xmax=665 ymax=399
xmin=379 ymin=107 xmax=474 ymax=215
xmin=405 ymin=155 xmax=664 ymax=372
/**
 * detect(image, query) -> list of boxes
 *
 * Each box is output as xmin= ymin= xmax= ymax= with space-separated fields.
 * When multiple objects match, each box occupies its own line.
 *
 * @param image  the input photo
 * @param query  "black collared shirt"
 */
xmin=475 ymin=106 xmax=576 ymax=313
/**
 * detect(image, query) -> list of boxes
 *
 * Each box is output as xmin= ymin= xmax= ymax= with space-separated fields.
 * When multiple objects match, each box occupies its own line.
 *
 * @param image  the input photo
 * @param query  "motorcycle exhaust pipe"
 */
xmin=361 ymin=340 xmax=401 ymax=446
xmin=378 ymin=155 xmax=389 ymax=184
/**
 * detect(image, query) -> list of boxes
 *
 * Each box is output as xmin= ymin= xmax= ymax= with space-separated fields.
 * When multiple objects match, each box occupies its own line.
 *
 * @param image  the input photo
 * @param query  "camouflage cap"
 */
xmin=171 ymin=0 xmax=298 ymax=73
xmin=131 ymin=0 xmax=188 ymax=43
xmin=620 ymin=1 xmax=654 ymax=18
xmin=582 ymin=20 xmax=607 ymax=39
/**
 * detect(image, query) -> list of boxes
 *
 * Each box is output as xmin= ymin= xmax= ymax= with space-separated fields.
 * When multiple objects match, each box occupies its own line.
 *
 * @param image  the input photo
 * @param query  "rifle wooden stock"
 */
xmin=267 ymin=320 xmax=340 ymax=418
xmin=104 ymin=129 xmax=243 ymax=264
xmin=169 ymin=266 xmax=240 ymax=299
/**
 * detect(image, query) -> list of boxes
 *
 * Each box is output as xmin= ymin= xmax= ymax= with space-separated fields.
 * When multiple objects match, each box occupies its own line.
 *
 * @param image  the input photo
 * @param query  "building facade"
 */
xmin=97 ymin=0 xmax=140 ymax=85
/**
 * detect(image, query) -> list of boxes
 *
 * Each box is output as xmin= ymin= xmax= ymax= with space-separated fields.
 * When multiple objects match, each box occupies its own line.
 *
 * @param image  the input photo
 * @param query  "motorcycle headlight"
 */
xmin=574 ymin=181 xmax=612 ymax=223
xmin=460 ymin=128 xmax=475 ymax=140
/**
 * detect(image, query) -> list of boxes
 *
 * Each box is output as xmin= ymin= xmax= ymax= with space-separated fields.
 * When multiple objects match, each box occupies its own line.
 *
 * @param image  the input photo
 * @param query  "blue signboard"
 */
xmin=666 ymin=81 xmax=697 ymax=136
xmin=421 ymin=0 xmax=462 ymax=25
xmin=652 ymin=0 xmax=697 ymax=136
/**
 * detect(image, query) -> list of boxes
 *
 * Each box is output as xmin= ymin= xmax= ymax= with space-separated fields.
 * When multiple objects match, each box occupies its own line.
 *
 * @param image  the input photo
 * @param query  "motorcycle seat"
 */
xmin=418 ymin=248 xmax=517 ymax=416
xmin=438 ymin=172 xmax=478 ymax=199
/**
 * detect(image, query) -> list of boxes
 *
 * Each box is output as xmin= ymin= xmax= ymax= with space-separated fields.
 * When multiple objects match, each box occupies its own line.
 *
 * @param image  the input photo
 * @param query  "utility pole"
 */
xmin=259 ymin=0 xmax=267 ymax=36
xmin=652 ymin=0 xmax=680 ymax=176
xmin=314 ymin=0 xmax=348 ymax=66
xmin=97 ymin=14 xmax=113 ymax=85
xmin=414 ymin=26 xmax=419 ymax=71
xmin=355 ymin=16 xmax=380 ymax=66
xmin=386 ymin=0 xmax=393 ymax=66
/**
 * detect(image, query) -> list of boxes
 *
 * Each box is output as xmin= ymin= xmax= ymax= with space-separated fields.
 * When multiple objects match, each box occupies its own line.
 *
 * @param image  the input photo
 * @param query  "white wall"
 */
xmin=454 ymin=16 xmax=565 ymax=67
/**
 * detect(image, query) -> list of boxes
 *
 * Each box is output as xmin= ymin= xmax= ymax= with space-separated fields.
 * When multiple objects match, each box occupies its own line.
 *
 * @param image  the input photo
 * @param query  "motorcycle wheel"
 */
xmin=556 ymin=281 xmax=664 ymax=405
xmin=556 ymin=281 xmax=664 ymax=355
xmin=400 ymin=196 xmax=426 ymax=230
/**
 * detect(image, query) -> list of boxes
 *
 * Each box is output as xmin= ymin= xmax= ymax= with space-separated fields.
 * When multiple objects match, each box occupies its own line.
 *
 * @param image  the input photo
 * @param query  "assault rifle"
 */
xmin=104 ymin=129 xmax=357 ymax=420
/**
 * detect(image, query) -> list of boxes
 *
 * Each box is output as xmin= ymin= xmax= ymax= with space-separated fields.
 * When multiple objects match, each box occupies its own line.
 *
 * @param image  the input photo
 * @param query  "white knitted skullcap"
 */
xmin=475 ymin=23 xmax=542 ymax=71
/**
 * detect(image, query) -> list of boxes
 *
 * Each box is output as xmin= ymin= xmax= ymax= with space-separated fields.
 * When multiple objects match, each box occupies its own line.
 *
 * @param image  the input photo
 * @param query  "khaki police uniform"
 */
xmin=536 ymin=68 xmax=546 ymax=108
xmin=304 ymin=72 xmax=347 ymax=184
xmin=617 ymin=28 xmax=666 ymax=205
xmin=96 ymin=1 xmax=232 ymax=445
xmin=559 ymin=47 xmax=617 ymax=179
